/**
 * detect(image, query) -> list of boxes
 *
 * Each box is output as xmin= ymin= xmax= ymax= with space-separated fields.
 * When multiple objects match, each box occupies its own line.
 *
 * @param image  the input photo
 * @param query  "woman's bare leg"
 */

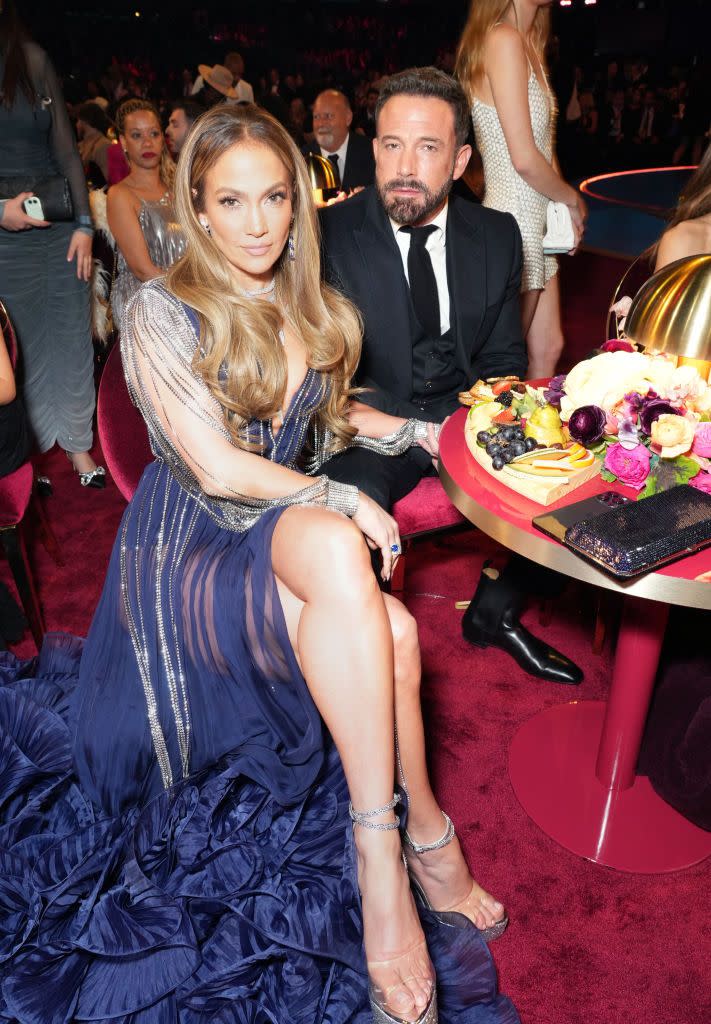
xmin=520 ymin=287 xmax=540 ymax=341
xmin=271 ymin=505 xmax=433 ymax=1021
xmin=525 ymin=274 xmax=564 ymax=379
xmin=383 ymin=594 xmax=505 ymax=931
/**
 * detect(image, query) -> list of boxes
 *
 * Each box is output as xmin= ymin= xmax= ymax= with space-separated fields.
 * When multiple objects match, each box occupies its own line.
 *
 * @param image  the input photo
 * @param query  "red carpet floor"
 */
xmin=2 ymin=251 xmax=709 ymax=1024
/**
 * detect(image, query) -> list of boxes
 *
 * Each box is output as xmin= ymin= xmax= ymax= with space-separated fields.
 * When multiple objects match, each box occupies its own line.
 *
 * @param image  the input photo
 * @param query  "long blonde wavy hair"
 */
xmin=115 ymin=98 xmax=175 ymax=191
xmin=455 ymin=0 xmax=551 ymax=104
xmin=167 ymin=103 xmax=362 ymax=451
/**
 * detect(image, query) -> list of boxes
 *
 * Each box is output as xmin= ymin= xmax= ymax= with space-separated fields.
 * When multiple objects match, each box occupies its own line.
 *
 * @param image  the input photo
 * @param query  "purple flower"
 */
xmin=639 ymin=400 xmax=680 ymax=436
xmin=604 ymin=443 xmax=651 ymax=490
xmin=544 ymin=374 xmax=567 ymax=408
xmin=623 ymin=392 xmax=645 ymax=411
xmin=568 ymin=405 xmax=607 ymax=445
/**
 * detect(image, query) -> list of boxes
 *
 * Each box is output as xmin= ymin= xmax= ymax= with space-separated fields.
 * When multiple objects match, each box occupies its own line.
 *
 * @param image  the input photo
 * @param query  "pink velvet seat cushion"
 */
xmin=97 ymin=344 xmax=152 ymax=502
xmin=392 ymin=476 xmax=465 ymax=538
xmin=0 ymin=462 xmax=33 ymax=528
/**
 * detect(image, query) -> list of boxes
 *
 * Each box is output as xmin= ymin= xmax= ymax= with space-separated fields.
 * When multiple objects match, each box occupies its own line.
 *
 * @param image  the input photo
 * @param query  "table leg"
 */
xmin=508 ymin=595 xmax=711 ymax=872
xmin=595 ymin=597 xmax=668 ymax=791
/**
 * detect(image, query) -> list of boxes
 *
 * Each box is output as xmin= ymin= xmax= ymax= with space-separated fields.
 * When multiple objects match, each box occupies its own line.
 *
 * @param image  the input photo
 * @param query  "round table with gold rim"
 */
xmin=439 ymin=406 xmax=711 ymax=873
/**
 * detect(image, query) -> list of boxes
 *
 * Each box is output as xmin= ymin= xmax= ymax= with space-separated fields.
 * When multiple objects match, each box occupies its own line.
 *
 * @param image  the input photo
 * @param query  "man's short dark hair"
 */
xmin=171 ymin=100 xmax=204 ymax=126
xmin=375 ymin=67 xmax=470 ymax=147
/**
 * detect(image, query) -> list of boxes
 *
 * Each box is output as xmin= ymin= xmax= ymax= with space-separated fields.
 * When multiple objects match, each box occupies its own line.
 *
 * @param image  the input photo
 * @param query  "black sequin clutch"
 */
xmin=564 ymin=485 xmax=711 ymax=578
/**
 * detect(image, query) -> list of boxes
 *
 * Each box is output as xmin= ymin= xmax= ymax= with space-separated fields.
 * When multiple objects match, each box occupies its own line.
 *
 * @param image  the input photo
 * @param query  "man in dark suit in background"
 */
xmin=305 ymin=89 xmax=375 ymax=192
xmin=320 ymin=67 xmax=581 ymax=685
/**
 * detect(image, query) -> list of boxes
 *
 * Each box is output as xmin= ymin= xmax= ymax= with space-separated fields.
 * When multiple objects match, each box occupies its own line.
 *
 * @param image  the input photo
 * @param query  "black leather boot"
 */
xmin=462 ymin=563 xmax=583 ymax=685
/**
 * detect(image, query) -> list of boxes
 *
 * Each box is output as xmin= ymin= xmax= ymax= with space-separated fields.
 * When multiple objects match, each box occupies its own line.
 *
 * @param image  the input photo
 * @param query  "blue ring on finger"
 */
xmin=391 ymin=543 xmax=401 ymax=554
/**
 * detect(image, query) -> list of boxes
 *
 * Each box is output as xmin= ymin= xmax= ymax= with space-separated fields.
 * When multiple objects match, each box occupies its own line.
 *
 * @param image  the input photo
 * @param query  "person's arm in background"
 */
xmin=654 ymin=222 xmax=697 ymax=271
xmin=485 ymin=24 xmax=586 ymax=242
xmin=41 ymin=50 xmax=93 ymax=280
xmin=107 ymin=186 xmax=162 ymax=281
xmin=0 ymin=330 xmax=16 ymax=405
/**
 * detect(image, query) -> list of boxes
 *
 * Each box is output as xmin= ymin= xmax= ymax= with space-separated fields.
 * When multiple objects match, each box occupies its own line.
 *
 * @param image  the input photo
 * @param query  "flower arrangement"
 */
xmin=537 ymin=348 xmax=711 ymax=498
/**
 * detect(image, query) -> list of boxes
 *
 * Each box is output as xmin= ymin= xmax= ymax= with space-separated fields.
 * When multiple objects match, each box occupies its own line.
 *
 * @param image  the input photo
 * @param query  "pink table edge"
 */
xmin=439 ymin=408 xmax=711 ymax=872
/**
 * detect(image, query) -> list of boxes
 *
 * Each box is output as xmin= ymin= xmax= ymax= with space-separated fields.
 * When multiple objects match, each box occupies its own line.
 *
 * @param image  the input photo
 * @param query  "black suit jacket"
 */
xmin=319 ymin=187 xmax=527 ymax=420
xmin=302 ymin=132 xmax=375 ymax=192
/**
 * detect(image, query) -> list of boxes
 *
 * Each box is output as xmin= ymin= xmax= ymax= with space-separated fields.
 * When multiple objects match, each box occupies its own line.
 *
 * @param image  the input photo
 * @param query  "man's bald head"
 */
xmin=312 ymin=89 xmax=353 ymax=152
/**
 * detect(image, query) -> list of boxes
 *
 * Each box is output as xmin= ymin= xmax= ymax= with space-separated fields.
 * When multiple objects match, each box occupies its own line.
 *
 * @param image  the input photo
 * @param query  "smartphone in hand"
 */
xmin=22 ymin=196 xmax=45 ymax=220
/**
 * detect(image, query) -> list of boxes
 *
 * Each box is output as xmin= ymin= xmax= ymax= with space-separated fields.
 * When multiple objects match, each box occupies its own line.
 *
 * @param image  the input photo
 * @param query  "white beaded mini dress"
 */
xmin=471 ymin=65 xmax=558 ymax=292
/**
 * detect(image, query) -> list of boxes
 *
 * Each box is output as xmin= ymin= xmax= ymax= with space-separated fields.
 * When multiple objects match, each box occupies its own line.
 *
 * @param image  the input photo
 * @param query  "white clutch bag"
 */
xmin=542 ymin=201 xmax=575 ymax=254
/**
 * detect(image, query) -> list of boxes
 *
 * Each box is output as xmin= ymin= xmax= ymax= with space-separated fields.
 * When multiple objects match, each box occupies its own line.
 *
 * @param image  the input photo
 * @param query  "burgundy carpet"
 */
xmin=2 ymin=252 xmax=709 ymax=1024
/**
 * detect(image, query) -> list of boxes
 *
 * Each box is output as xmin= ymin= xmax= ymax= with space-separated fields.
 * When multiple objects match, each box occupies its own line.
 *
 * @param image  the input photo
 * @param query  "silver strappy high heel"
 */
xmin=349 ymin=795 xmax=438 ymax=1024
xmin=403 ymin=812 xmax=509 ymax=943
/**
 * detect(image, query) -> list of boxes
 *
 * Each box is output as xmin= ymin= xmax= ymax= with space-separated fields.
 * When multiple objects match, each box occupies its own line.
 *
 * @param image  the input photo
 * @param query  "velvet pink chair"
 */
xmin=97 ymin=342 xmax=152 ymax=502
xmin=390 ymin=477 xmax=467 ymax=595
xmin=0 ymin=301 xmax=50 ymax=647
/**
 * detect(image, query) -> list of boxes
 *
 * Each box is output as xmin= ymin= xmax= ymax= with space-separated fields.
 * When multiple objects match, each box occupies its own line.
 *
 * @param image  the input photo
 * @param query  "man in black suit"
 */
xmin=320 ymin=67 xmax=581 ymax=685
xmin=305 ymin=89 xmax=375 ymax=192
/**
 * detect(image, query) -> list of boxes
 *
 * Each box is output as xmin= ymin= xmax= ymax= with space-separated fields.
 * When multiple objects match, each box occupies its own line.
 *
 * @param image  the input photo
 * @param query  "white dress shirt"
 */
xmin=319 ymin=135 xmax=349 ymax=182
xmin=391 ymin=202 xmax=450 ymax=336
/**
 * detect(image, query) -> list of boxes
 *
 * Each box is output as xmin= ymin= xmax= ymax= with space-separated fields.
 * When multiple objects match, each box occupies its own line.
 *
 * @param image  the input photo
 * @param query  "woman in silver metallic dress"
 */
xmin=0 ymin=1 xmax=104 ymax=486
xmin=456 ymin=0 xmax=587 ymax=378
xmin=107 ymin=99 xmax=186 ymax=324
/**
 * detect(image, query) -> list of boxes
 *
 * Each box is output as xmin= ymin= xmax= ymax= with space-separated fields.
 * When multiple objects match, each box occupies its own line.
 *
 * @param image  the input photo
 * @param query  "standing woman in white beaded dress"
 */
xmin=456 ymin=0 xmax=586 ymax=378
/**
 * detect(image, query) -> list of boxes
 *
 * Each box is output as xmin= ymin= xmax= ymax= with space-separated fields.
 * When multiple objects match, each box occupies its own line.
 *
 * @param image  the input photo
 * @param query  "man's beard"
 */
xmin=315 ymin=129 xmax=335 ymax=150
xmin=378 ymin=174 xmax=453 ymax=225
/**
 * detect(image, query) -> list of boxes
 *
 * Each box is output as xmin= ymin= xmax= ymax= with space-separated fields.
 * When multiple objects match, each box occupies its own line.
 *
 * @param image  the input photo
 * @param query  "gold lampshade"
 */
xmin=305 ymin=152 xmax=338 ymax=191
xmin=624 ymin=254 xmax=711 ymax=363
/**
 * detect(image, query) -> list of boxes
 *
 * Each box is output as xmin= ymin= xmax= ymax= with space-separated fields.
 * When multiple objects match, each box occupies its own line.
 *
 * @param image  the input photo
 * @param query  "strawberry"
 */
xmin=492 ymin=408 xmax=516 ymax=424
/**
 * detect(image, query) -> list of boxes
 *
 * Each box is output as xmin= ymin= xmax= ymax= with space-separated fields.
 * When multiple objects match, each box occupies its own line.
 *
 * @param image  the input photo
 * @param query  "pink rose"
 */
xmin=603 ymin=442 xmax=651 ymax=490
xmin=692 ymin=423 xmax=711 ymax=459
xmin=604 ymin=412 xmax=619 ymax=434
xmin=601 ymin=339 xmax=635 ymax=353
xmin=690 ymin=471 xmax=711 ymax=495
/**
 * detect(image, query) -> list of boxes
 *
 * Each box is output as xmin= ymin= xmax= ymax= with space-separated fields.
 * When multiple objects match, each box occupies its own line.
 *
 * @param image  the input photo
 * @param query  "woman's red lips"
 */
xmin=142 ymin=151 xmax=157 ymax=159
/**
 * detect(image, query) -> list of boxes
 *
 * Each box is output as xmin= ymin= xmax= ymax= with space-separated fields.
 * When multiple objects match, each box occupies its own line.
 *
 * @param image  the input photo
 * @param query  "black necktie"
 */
xmin=401 ymin=225 xmax=440 ymax=337
xmin=326 ymin=152 xmax=341 ymax=188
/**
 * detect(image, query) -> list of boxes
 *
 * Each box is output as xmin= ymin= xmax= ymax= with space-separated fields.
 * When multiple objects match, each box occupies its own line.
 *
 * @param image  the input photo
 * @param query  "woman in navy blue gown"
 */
xmin=0 ymin=104 xmax=518 ymax=1024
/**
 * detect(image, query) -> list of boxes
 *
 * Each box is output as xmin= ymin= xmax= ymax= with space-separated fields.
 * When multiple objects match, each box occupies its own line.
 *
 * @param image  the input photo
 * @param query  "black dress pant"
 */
xmin=324 ymin=445 xmax=433 ymax=512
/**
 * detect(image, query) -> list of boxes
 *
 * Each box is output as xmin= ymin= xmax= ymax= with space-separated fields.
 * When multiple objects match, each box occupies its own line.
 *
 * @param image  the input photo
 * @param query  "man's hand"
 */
xmin=1 ymin=193 xmax=51 ymax=231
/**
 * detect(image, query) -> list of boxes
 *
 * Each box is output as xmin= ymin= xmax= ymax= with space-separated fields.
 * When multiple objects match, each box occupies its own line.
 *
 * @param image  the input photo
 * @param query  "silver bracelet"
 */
xmin=350 ymin=417 xmax=431 ymax=457
xmin=325 ymin=478 xmax=359 ymax=517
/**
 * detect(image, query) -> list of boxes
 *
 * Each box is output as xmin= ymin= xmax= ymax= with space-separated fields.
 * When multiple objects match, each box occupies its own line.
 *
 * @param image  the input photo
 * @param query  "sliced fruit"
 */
xmin=492 ymin=379 xmax=518 ymax=396
xmin=529 ymin=459 xmax=571 ymax=472
xmin=492 ymin=408 xmax=516 ymax=424
xmin=568 ymin=450 xmax=595 ymax=468
xmin=505 ymin=464 xmax=570 ymax=480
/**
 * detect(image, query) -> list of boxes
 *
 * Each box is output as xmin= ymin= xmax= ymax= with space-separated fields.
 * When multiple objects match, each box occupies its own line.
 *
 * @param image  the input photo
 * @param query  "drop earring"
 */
xmin=288 ymin=231 xmax=295 ymax=261
xmin=200 ymin=219 xmax=212 ymax=236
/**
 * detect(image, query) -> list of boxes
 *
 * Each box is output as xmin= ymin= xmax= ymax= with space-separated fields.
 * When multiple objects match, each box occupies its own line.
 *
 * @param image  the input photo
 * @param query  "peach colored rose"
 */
xmin=650 ymin=414 xmax=695 ymax=458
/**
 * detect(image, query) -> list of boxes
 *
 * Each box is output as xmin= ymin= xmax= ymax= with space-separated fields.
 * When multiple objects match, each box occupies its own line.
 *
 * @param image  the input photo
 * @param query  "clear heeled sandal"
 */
xmin=403 ymin=812 xmax=509 ymax=943
xmin=349 ymin=796 xmax=438 ymax=1024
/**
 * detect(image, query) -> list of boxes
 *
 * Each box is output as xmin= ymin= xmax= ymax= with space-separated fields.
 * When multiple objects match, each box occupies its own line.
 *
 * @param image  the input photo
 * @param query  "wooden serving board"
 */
xmin=465 ymin=431 xmax=601 ymax=506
